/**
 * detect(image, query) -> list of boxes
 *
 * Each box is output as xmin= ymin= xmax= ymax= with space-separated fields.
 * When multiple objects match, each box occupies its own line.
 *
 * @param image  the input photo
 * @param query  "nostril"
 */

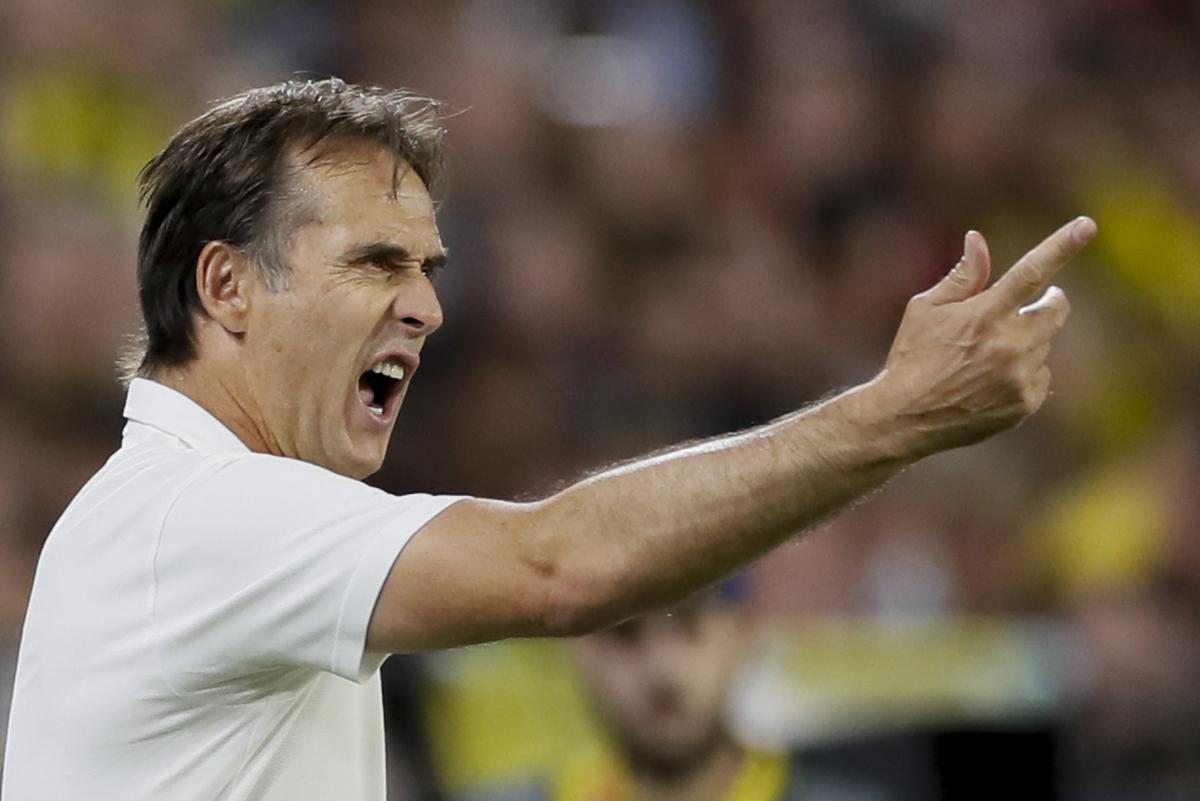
xmin=401 ymin=310 xmax=443 ymax=332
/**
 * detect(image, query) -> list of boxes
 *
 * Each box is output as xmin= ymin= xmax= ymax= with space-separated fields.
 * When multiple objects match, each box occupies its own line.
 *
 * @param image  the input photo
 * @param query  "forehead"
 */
xmin=288 ymin=138 xmax=440 ymax=248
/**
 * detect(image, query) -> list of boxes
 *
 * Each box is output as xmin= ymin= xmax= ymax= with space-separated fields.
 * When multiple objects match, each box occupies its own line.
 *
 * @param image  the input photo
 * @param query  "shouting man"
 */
xmin=2 ymin=79 xmax=1094 ymax=800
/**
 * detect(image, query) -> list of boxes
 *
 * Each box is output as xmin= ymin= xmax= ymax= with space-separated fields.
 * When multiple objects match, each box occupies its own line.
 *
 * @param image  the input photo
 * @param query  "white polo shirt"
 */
xmin=2 ymin=379 xmax=464 ymax=800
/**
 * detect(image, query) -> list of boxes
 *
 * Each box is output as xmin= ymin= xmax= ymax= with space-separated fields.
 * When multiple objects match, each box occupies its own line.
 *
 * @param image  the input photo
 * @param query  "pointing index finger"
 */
xmin=986 ymin=216 xmax=1096 ymax=313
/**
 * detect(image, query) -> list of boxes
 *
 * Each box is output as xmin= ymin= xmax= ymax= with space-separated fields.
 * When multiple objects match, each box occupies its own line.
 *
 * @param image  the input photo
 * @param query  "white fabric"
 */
xmin=2 ymin=379 xmax=465 ymax=800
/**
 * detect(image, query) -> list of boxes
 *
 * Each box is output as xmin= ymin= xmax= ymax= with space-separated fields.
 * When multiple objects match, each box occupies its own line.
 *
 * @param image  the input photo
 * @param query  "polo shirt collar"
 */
xmin=123 ymin=378 xmax=251 ymax=454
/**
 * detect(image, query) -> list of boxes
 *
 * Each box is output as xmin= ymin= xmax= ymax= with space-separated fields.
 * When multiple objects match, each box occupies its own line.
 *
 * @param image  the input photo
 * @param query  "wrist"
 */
xmin=830 ymin=374 xmax=930 ymax=466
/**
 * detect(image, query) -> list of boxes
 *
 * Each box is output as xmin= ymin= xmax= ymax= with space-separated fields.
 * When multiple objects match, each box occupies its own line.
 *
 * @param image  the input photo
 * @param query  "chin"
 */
xmin=345 ymin=454 xmax=387 ymax=480
xmin=623 ymin=731 xmax=717 ymax=778
xmin=325 ymin=443 xmax=388 ymax=480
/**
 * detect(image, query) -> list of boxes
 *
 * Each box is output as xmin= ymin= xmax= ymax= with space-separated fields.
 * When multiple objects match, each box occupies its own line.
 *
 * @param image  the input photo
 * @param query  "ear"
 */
xmin=195 ymin=241 xmax=255 ymax=334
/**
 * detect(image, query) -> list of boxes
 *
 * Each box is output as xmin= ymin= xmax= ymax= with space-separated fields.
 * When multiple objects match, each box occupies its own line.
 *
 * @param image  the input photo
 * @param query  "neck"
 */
xmin=627 ymin=737 xmax=744 ymax=801
xmin=152 ymin=365 xmax=275 ymax=455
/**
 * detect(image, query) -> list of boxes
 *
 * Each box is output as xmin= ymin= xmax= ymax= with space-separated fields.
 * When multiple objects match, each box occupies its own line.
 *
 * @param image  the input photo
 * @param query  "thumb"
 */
xmin=925 ymin=230 xmax=992 ymax=305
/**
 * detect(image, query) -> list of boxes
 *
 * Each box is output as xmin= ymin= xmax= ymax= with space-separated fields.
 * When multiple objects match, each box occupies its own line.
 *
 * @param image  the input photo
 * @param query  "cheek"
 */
xmin=256 ymin=285 xmax=364 ymax=357
xmin=254 ymin=284 xmax=315 ymax=334
xmin=583 ymin=656 xmax=645 ymax=707
xmin=257 ymin=310 xmax=321 ymax=374
xmin=685 ymin=646 xmax=739 ymax=707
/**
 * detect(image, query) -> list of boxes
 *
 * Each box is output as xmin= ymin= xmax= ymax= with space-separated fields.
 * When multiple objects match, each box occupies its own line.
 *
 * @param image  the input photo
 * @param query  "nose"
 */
xmin=392 ymin=279 xmax=444 ymax=338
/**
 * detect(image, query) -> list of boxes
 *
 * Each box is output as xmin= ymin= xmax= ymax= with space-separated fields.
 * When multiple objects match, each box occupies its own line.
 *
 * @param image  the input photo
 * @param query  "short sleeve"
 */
xmin=151 ymin=454 xmax=465 ymax=692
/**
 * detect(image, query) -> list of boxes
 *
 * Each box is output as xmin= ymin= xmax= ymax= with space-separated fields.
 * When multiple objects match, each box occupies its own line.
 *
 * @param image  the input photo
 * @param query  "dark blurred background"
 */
xmin=1 ymin=1 xmax=1199 ymax=799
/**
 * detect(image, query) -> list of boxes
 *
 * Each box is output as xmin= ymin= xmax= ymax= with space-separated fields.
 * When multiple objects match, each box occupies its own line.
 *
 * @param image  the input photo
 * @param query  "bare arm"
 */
xmin=367 ymin=217 xmax=1096 ymax=653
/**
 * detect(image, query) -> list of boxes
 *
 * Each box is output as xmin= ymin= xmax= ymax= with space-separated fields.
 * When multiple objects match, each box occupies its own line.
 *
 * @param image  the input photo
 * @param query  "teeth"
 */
xmin=369 ymin=361 xmax=406 ymax=381
xmin=368 ymin=403 xmax=384 ymax=415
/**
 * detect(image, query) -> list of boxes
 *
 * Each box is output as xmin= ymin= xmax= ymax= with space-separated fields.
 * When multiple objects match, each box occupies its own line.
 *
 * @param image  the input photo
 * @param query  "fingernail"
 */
xmin=964 ymin=230 xmax=977 ymax=251
xmin=1071 ymin=216 xmax=1097 ymax=244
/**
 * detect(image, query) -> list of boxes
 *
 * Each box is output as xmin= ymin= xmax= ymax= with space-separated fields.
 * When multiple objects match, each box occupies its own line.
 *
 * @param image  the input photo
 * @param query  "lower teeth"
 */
xmin=369 ymin=403 xmax=384 ymax=415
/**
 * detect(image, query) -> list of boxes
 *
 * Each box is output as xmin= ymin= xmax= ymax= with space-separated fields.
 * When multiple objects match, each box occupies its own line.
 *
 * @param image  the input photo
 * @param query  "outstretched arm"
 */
xmin=367 ymin=217 xmax=1096 ymax=653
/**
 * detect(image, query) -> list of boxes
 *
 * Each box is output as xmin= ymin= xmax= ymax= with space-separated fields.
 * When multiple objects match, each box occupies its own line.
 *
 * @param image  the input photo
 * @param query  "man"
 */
xmin=458 ymin=585 xmax=894 ymax=801
xmin=1 ymin=78 xmax=1093 ymax=800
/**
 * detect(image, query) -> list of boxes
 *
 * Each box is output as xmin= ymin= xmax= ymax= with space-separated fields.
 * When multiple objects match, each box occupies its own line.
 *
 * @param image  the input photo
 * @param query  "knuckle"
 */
xmin=1020 ymin=386 xmax=1044 ymax=415
xmin=1027 ymin=317 xmax=1053 ymax=343
xmin=946 ymin=265 xmax=971 ymax=289
xmin=1045 ymin=285 xmax=1070 ymax=309
xmin=1054 ymin=230 xmax=1078 ymax=260
xmin=1013 ymin=264 xmax=1042 ymax=293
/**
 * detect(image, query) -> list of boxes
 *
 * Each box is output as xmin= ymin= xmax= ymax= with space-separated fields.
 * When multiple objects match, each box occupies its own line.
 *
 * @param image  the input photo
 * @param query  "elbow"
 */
xmin=524 ymin=540 xmax=621 ymax=638
xmin=514 ymin=499 xmax=628 ymax=638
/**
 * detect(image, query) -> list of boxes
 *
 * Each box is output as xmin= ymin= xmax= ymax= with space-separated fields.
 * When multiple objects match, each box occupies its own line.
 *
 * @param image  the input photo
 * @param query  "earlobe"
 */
xmin=195 ymin=241 xmax=252 ymax=334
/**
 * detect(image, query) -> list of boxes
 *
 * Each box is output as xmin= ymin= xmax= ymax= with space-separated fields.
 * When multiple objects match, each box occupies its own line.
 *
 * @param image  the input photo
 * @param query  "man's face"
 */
xmin=240 ymin=141 xmax=445 ymax=479
xmin=572 ymin=603 xmax=747 ymax=773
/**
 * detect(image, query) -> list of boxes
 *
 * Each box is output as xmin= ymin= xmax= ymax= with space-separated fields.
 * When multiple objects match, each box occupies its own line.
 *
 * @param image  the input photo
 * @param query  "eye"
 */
xmin=366 ymin=255 xmax=395 ymax=272
xmin=366 ymin=256 xmax=427 ymax=278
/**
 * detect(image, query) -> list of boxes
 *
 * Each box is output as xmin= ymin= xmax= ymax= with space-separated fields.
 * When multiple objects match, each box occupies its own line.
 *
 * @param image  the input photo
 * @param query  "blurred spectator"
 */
xmin=450 ymin=587 xmax=894 ymax=801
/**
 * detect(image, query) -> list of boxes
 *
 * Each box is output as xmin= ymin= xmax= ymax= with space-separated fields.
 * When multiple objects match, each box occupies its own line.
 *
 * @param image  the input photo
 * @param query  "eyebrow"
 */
xmin=341 ymin=241 xmax=449 ymax=271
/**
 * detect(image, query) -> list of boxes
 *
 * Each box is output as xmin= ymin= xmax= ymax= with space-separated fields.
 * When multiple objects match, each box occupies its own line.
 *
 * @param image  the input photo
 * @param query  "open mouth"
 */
xmin=357 ymin=359 xmax=406 ymax=419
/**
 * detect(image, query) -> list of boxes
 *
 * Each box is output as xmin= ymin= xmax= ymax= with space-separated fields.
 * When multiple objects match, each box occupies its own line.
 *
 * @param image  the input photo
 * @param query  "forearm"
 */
xmin=527 ymin=379 xmax=918 ymax=633
xmin=372 ymin=219 xmax=1092 ymax=651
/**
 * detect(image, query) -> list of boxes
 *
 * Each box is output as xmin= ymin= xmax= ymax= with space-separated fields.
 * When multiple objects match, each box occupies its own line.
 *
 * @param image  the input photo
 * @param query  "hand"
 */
xmin=868 ymin=216 xmax=1097 ymax=457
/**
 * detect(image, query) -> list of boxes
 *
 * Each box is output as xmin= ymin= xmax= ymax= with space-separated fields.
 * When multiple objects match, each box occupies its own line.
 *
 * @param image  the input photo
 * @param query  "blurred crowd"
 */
xmin=1 ymin=1 xmax=1199 ymax=799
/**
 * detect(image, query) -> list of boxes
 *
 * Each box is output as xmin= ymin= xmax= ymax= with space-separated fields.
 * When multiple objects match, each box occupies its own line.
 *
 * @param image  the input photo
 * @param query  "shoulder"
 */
xmin=188 ymin=451 xmax=385 ymax=493
xmin=165 ymin=451 xmax=395 ymax=526
xmin=156 ymin=449 xmax=463 ymax=568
